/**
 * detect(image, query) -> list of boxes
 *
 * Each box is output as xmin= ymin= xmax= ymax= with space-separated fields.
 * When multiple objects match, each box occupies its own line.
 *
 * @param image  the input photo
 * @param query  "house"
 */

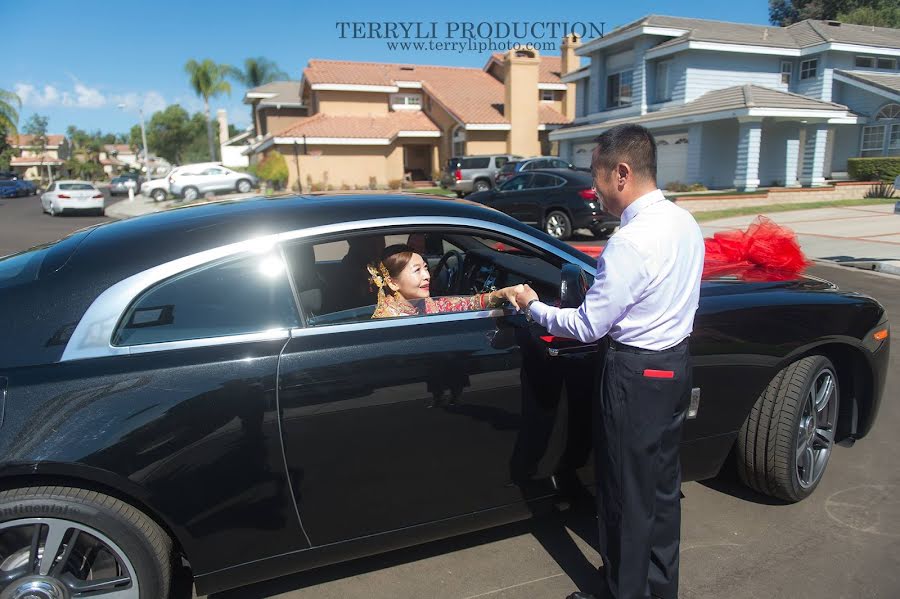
xmin=101 ymin=144 xmax=138 ymax=174
xmin=8 ymin=134 xmax=70 ymax=181
xmin=550 ymin=16 xmax=900 ymax=190
xmin=216 ymin=109 xmax=251 ymax=168
xmin=244 ymin=36 xmax=581 ymax=189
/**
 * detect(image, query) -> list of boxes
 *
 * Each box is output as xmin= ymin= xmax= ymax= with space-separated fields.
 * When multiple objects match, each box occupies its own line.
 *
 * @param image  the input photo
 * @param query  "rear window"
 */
xmin=460 ymin=157 xmax=490 ymax=169
xmin=494 ymin=157 xmax=510 ymax=168
xmin=59 ymin=183 xmax=95 ymax=191
xmin=499 ymin=162 xmax=518 ymax=174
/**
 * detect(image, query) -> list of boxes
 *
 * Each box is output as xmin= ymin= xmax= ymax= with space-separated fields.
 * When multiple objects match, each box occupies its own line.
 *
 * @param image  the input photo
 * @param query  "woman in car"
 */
xmin=368 ymin=244 xmax=523 ymax=318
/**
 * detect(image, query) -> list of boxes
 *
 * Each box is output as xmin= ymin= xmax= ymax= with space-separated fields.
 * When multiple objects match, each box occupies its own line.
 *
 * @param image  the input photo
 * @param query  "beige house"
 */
xmin=245 ymin=36 xmax=582 ymax=190
xmin=101 ymin=144 xmax=138 ymax=175
xmin=8 ymin=134 xmax=70 ymax=181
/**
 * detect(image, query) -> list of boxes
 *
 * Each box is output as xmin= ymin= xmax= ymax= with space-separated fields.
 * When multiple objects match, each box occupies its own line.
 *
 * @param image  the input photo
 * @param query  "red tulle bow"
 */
xmin=703 ymin=216 xmax=809 ymax=279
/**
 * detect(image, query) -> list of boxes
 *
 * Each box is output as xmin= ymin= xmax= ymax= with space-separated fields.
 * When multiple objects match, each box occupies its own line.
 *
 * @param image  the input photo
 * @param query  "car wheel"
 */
xmin=736 ymin=355 xmax=840 ymax=502
xmin=455 ymin=191 xmax=464 ymax=198
xmin=544 ymin=211 xmax=572 ymax=240
xmin=49 ymin=202 xmax=58 ymax=217
xmin=151 ymin=189 xmax=167 ymax=202
xmin=236 ymin=179 xmax=252 ymax=193
xmin=473 ymin=180 xmax=491 ymax=193
xmin=182 ymin=187 xmax=199 ymax=201
xmin=0 ymin=486 xmax=173 ymax=598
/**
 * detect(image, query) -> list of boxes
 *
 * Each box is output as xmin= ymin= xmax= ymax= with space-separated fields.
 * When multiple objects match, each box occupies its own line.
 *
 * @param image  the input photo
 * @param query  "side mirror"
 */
xmin=560 ymin=263 xmax=588 ymax=308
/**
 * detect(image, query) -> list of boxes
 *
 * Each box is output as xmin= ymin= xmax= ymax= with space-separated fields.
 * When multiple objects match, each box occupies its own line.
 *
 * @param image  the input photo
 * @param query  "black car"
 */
xmin=469 ymin=168 xmax=619 ymax=240
xmin=0 ymin=195 xmax=889 ymax=597
xmin=494 ymin=156 xmax=577 ymax=185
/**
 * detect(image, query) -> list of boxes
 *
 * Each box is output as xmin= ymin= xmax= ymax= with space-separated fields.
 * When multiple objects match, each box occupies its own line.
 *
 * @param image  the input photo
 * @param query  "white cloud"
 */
xmin=14 ymin=83 xmax=64 ymax=107
xmin=72 ymin=82 xmax=106 ymax=108
xmin=14 ymin=80 xmax=168 ymax=115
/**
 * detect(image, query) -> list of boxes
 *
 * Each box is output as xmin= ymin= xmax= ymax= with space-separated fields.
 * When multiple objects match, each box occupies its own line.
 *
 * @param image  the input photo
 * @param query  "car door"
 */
xmin=492 ymin=174 xmax=535 ymax=223
xmin=275 ymin=226 xmax=575 ymax=546
xmin=523 ymin=173 xmax=567 ymax=225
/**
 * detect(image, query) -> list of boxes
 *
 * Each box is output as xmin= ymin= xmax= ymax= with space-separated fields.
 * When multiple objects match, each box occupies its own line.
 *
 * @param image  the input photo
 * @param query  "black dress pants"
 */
xmin=594 ymin=338 xmax=691 ymax=599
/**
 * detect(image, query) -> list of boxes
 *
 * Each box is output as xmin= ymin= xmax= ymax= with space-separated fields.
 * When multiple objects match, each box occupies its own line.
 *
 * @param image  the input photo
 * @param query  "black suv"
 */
xmin=468 ymin=169 xmax=619 ymax=240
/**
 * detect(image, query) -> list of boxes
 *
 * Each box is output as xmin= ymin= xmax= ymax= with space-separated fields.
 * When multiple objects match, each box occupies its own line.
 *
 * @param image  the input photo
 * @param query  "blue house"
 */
xmin=550 ymin=16 xmax=900 ymax=190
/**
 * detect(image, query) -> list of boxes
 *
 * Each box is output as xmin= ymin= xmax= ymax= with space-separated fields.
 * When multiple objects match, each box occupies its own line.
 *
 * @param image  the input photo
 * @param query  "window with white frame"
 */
xmin=540 ymin=89 xmax=555 ymax=102
xmin=390 ymin=93 xmax=422 ymax=111
xmin=877 ymin=57 xmax=898 ymax=70
xmin=861 ymin=126 xmax=885 ymax=155
xmin=889 ymin=124 xmax=900 ymax=156
xmin=855 ymin=56 xmax=875 ymax=68
xmin=800 ymin=59 xmax=818 ymax=80
xmin=607 ymin=70 xmax=633 ymax=108
xmin=860 ymin=103 xmax=900 ymax=157
xmin=655 ymin=62 xmax=671 ymax=102
xmin=780 ymin=61 xmax=793 ymax=85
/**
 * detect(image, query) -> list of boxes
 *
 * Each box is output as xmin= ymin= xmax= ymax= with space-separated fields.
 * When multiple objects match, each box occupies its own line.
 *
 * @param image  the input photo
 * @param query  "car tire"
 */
xmin=49 ymin=202 xmax=58 ymax=217
xmin=455 ymin=191 xmax=464 ymax=198
xmin=543 ymin=210 xmax=572 ymax=240
xmin=182 ymin=187 xmax=199 ymax=201
xmin=152 ymin=189 xmax=167 ymax=202
xmin=736 ymin=355 xmax=840 ymax=502
xmin=0 ymin=486 xmax=173 ymax=599
xmin=236 ymin=179 xmax=252 ymax=193
xmin=473 ymin=180 xmax=491 ymax=193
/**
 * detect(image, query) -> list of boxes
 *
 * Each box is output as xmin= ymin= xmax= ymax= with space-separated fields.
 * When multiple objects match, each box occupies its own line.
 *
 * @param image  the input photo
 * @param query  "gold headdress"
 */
xmin=367 ymin=262 xmax=392 ymax=300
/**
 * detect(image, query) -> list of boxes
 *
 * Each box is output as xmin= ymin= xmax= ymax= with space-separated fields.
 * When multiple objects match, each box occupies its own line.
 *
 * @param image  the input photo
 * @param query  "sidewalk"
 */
xmin=700 ymin=203 xmax=900 ymax=276
xmin=105 ymin=191 xmax=259 ymax=219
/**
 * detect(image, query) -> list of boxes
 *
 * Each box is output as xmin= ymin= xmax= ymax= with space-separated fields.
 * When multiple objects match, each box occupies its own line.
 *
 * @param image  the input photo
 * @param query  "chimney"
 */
xmin=217 ymin=109 xmax=229 ymax=146
xmin=561 ymin=33 xmax=582 ymax=120
xmin=504 ymin=48 xmax=541 ymax=157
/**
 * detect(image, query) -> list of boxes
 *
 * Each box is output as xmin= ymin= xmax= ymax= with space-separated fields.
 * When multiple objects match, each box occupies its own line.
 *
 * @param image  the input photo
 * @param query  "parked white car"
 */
xmin=41 ymin=181 xmax=105 ymax=216
xmin=168 ymin=165 xmax=258 ymax=201
xmin=140 ymin=177 xmax=173 ymax=203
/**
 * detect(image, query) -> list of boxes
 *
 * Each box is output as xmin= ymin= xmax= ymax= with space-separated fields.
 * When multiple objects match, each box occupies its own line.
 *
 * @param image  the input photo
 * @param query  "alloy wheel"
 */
xmin=796 ymin=367 xmax=838 ymax=489
xmin=545 ymin=214 xmax=566 ymax=238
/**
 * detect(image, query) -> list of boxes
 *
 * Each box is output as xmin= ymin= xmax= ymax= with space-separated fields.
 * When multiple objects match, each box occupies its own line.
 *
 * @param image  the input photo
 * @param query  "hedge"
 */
xmin=847 ymin=157 xmax=900 ymax=182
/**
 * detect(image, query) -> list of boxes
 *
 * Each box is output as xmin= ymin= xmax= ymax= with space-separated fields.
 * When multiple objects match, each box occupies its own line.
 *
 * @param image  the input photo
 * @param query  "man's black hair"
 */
xmin=591 ymin=124 xmax=657 ymax=182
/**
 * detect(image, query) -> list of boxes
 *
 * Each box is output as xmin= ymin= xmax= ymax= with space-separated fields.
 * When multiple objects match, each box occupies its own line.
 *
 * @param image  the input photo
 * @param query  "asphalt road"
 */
xmin=1 ymin=195 xmax=897 ymax=599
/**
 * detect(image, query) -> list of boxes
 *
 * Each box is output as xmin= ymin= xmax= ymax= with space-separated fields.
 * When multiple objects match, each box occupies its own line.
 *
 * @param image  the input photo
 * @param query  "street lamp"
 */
xmin=117 ymin=103 xmax=150 ymax=201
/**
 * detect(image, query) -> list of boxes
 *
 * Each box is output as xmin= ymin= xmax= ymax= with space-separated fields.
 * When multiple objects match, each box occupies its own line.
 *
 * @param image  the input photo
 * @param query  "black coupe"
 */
xmin=0 ymin=195 xmax=889 ymax=598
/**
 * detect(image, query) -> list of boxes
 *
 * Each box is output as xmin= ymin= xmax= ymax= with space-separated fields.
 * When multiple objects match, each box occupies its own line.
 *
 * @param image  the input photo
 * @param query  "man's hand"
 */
xmin=514 ymin=284 xmax=539 ymax=311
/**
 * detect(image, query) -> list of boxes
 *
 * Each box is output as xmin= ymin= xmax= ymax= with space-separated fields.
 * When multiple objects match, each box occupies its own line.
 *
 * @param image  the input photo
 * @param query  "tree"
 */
xmin=227 ymin=58 xmax=289 ymax=134
xmin=257 ymin=150 xmax=289 ymax=190
xmin=184 ymin=59 xmax=232 ymax=161
xmin=130 ymin=104 xmax=229 ymax=165
xmin=23 ymin=114 xmax=51 ymax=183
xmin=769 ymin=0 xmax=900 ymax=26
xmin=0 ymin=89 xmax=21 ymax=136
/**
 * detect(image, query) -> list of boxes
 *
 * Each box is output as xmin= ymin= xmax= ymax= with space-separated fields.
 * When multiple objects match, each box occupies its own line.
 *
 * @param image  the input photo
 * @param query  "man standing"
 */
xmin=514 ymin=124 xmax=704 ymax=599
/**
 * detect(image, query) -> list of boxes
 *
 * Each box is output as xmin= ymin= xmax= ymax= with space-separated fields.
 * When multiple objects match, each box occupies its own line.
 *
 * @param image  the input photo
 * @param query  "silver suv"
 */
xmin=169 ymin=164 xmax=258 ymax=201
xmin=441 ymin=155 xmax=521 ymax=197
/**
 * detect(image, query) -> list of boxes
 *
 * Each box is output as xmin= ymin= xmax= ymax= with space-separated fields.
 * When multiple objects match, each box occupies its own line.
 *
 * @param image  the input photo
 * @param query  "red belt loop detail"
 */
xmin=643 ymin=369 xmax=675 ymax=379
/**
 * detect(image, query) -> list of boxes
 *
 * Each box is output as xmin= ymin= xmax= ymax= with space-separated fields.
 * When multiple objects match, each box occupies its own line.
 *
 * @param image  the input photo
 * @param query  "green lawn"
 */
xmin=404 ymin=187 xmax=457 ymax=197
xmin=692 ymin=197 xmax=896 ymax=222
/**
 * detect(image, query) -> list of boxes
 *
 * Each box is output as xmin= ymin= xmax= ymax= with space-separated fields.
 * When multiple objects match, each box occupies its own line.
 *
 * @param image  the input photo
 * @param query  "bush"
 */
xmin=388 ymin=178 xmax=403 ymax=190
xmin=368 ymin=176 xmax=378 ymax=190
xmin=847 ymin=157 xmax=900 ymax=182
xmin=864 ymin=181 xmax=895 ymax=198
xmin=310 ymin=181 xmax=326 ymax=192
xmin=257 ymin=150 xmax=289 ymax=189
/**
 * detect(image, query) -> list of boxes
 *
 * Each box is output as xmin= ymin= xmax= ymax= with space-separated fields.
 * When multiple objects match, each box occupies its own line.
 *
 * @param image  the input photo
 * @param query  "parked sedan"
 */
xmin=13 ymin=179 xmax=37 ymax=197
xmin=169 ymin=164 xmax=258 ymax=201
xmin=0 ymin=194 xmax=889 ymax=597
xmin=0 ymin=180 xmax=19 ymax=198
xmin=494 ymin=156 xmax=576 ymax=185
xmin=109 ymin=176 xmax=138 ymax=196
xmin=469 ymin=169 xmax=619 ymax=240
xmin=40 ymin=180 xmax=105 ymax=216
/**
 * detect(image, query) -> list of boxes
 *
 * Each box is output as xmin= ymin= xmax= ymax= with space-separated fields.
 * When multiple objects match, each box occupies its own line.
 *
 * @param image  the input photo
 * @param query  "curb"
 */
xmin=813 ymin=258 xmax=900 ymax=279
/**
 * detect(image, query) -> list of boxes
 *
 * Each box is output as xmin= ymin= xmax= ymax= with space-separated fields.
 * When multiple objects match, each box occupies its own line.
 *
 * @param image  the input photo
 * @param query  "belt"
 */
xmin=607 ymin=337 xmax=689 ymax=354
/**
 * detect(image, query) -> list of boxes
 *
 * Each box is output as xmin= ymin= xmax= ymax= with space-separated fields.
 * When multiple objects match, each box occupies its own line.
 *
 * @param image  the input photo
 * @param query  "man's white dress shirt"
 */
xmin=530 ymin=189 xmax=705 ymax=351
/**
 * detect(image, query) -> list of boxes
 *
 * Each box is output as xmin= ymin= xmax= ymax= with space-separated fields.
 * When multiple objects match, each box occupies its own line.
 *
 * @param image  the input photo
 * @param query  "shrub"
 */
xmin=368 ymin=176 xmax=378 ymax=190
xmin=847 ymin=157 xmax=900 ymax=182
xmin=388 ymin=178 xmax=403 ymax=190
xmin=340 ymin=182 xmax=351 ymax=190
xmin=310 ymin=181 xmax=326 ymax=192
xmin=864 ymin=181 xmax=895 ymax=198
xmin=257 ymin=150 xmax=289 ymax=189
xmin=687 ymin=183 xmax=707 ymax=192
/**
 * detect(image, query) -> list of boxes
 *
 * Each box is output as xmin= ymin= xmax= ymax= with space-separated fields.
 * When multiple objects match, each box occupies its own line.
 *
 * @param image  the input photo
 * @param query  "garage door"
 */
xmin=655 ymin=133 xmax=689 ymax=189
xmin=572 ymin=143 xmax=594 ymax=169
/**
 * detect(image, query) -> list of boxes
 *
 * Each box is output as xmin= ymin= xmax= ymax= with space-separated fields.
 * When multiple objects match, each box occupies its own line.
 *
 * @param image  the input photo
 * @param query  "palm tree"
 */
xmin=0 ymin=89 xmax=21 ymax=136
xmin=184 ymin=59 xmax=232 ymax=161
xmin=228 ymin=58 xmax=289 ymax=135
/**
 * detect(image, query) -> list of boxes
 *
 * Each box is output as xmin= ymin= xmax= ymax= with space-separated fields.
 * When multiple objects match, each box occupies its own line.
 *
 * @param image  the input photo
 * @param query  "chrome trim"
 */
xmin=125 ymin=329 xmax=290 ymax=355
xmin=290 ymin=308 xmax=513 ymax=338
xmin=688 ymin=387 xmax=701 ymax=419
xmin=61 ymin=217 xmax=591 ymax=362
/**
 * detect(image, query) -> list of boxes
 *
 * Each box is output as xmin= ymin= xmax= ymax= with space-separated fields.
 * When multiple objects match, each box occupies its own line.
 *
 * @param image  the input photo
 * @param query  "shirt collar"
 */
xmin=620 ymin=189 xmax=666 ymax=227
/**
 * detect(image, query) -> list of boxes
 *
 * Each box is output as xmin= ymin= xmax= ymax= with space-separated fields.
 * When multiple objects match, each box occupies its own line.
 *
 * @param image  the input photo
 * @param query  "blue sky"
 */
xmin=3 ymin=0 xmax=769 ymax=136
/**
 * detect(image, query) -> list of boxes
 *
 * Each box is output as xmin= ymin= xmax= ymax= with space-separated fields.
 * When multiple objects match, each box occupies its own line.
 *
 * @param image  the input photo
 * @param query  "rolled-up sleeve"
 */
xmin=530 ymin=238 xmax=649 ymax=343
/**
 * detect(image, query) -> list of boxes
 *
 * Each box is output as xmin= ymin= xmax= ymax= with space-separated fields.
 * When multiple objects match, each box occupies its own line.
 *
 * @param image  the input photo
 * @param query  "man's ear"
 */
xmin=617 ymin=163 xmax=631 ymax=183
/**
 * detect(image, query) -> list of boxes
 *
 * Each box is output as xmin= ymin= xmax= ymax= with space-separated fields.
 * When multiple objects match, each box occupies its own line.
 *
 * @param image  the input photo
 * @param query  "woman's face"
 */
xmin=388 ymin=252 xmax=431 ymax=300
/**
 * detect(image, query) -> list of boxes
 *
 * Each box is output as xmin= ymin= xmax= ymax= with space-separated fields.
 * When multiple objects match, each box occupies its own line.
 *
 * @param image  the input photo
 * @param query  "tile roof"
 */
xmin=598 ymin=15 xmax=900 ymax=52
xmin=103 ymin=144 xmax=132 ymax=154
xmin=558 ymin=84 xmax=851 ymax=134
xmin=244 ymin=81 xmax=304 ymax=106
xmin=100 ymin=157 xmax=126 ymax=166
xmin=11 ymin=154 xmax=65 ymax=165
xmin=7 ymin=134 xmax=66 ymax=148
xmin=273 ymin=111 xmax=439 ymax=139
xmin=488 ymin=53 xmax=563 ymax=83
xmin=303 ymin=57 xmax=571 ymax=126
xmin=834 ymin=70 xmax=900 ymax=96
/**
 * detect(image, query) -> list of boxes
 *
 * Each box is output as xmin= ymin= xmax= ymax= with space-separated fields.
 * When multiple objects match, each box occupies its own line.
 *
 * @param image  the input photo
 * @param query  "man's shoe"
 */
xmin=566 ymin=593 xmax=597 ymax=599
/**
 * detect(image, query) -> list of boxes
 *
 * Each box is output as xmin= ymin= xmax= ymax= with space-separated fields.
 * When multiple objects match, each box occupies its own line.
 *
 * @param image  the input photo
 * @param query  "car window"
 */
xmin=460 ymin=157 xmax=490 ymax=169
xmin=285 ymin=229 xmax=563 ymax=327
xmin=59 ymin=183 xmax=96 ymax=190
xmin=499 ymin=162 xmax=518 ymax=175
xmin=551 ymin=159 xmax=570 ymax=169
xmin=494 ymin=157 xmax=509 ymax=168
xmin=46 ymin=183 xmax=56 ymax=191
xmin=500 ymin=174 xmax=531 ymax=191
xmin=113 ymin=252 xmax=300 ymax=346
xmin=530 ymin=174 xmax=564 ymax=189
